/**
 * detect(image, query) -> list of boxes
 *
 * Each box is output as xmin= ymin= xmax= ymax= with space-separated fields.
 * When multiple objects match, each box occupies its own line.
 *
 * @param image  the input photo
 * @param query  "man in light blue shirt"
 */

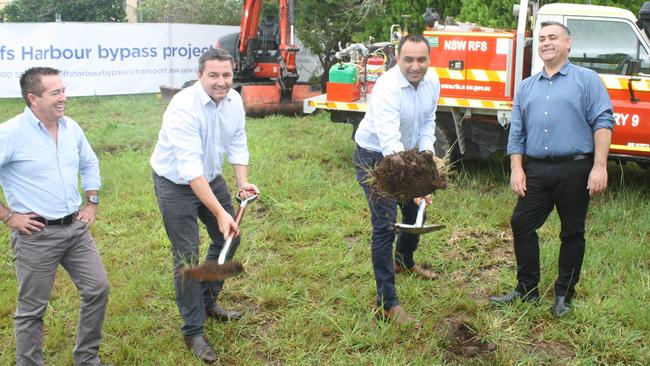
xmin=353 ymin=34 xmax=441 ymax=327
xmin=151 ymin=48 xmax=259 ymax=364
xmin=0 ymin=67 xmax=111 ymax=366
xmin=490 ymin=21 xmax=614 ymax=318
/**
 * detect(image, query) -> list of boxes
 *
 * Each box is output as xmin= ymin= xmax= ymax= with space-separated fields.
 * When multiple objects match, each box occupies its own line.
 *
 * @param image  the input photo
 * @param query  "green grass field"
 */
xmin=0 ymin=95 xmax=648 ymax=365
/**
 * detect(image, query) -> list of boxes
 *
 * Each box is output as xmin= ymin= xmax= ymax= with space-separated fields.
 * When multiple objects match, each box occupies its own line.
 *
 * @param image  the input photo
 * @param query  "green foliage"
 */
xmin=457 ymin=0 xmax=648 ymax=30
xmin=136 ymin=0 xmax=242 ymax=25
xmin=0 ymin=0 xmax=125 ymax=22
xmin=364 ymin=0 xmax=463 ymax=40
xmin=458 ymin=0 xmax=516 ymax=29
xmin=295 ymin=0 xmax=386 ymax=86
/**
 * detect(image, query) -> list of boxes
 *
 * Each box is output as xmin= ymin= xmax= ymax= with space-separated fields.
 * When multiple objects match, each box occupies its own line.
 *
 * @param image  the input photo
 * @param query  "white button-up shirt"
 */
xmin=150 ymin=81 xmax=249 ymax=185
xmin=354 ymin=65 xmax=440 ymax=156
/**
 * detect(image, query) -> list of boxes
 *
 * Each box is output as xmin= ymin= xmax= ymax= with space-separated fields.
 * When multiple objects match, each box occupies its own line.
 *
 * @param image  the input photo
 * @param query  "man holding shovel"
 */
xmin=151 ymin=48 xmax=259 ymax=364
xmin=353 ymin=34 xmax=441 ymax=327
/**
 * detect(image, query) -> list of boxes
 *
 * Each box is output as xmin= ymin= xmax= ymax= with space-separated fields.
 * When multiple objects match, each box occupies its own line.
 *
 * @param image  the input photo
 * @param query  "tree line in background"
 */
xmin=2 ymin=0 xmax=648 ymax=81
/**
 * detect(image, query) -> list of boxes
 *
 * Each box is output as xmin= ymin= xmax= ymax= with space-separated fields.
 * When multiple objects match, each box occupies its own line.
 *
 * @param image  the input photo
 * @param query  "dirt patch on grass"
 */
xmin=531 ymin=340 xmax=576 ymax=363
xmin=253 ymin=200 xmax=269 ymax=218
xmin=368 ymin=149 xmax=447 ymax=201
xmin=444 ymin=229 xmax=514 ymax=298
xmin=441 ymin=317 xmax=496 ymax=360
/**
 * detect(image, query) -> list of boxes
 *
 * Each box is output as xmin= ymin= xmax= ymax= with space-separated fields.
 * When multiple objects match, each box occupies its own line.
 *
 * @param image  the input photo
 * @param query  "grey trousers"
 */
xmin=152 ymin=173 xmax=240 ymax=337
xmin=10 ymin=219 xmax=110 ymax=366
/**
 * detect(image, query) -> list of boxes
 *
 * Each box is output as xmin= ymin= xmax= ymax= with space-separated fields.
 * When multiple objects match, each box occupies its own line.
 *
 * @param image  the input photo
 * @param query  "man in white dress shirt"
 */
xmin=150 ymin=48 xmax=259 ymax=364
xmin=353 ymin=34 xmax=441 ymax=327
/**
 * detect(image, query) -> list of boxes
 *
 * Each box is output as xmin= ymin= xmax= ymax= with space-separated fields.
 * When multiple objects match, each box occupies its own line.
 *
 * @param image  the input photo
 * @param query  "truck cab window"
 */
xmin=568 ymin=18 xmax=648 ymax=75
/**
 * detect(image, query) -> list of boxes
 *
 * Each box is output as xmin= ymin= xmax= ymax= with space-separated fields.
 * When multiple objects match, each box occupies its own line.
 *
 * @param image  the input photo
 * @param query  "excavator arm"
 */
xmin=230 ymin=0 xmax=316 ymax=115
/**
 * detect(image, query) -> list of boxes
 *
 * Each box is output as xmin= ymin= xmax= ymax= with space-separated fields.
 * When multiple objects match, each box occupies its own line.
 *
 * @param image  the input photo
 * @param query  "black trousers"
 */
xmin=511 ymin=158 xmax=592 ymax=299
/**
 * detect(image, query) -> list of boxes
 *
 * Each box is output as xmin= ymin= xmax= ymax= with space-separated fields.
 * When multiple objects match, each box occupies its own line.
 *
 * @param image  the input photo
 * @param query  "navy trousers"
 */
xmin=354 ymin=145 xmax=420 ymax=310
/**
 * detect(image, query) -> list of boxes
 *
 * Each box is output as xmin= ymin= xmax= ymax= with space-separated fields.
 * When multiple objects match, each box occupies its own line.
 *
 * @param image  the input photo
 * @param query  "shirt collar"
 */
xmin=23 ymin=106 xmax=67 ymax=127
xmin=538 ymin=60 xmax=571 ymax=80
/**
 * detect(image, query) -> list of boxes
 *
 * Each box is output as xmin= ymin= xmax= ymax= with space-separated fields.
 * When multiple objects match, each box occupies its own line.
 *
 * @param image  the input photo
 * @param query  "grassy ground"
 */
xmin=0 ymin=95 xmax=648 ymax=365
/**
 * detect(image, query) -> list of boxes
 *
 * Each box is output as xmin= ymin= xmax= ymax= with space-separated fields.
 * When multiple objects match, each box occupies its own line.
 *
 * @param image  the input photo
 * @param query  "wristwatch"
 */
xmin=87 ymin=195 xmax=99 ymax=204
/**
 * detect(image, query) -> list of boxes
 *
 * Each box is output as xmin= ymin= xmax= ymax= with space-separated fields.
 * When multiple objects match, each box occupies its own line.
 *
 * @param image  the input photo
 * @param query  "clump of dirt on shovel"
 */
xmin=180 ymin=260 xmax=244 ymax=282
xmin=368 ymin=149 xmax=448 ymax=201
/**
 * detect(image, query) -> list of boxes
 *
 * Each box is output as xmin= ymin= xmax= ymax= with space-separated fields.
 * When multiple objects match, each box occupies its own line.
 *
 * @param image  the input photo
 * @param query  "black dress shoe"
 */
xmin=489 ymin=290 xmax=539 ymax=305
xmin=206 ymin=304 xmax=242 ymax=322
xmin=184 ymin=335 xmax=217 ymax=364
xmin=553 ymin=296 xmax=572 ymax=318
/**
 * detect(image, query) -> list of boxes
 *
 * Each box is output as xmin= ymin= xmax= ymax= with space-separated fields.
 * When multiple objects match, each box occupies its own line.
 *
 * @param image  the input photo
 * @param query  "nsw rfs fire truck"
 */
xmin=303 ymin=0 xmax=650 ymax=168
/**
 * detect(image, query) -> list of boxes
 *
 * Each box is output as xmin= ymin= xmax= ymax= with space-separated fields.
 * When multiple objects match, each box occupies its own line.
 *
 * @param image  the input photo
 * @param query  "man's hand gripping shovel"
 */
xmin=181 ymin=191 xmax=258 ymax=281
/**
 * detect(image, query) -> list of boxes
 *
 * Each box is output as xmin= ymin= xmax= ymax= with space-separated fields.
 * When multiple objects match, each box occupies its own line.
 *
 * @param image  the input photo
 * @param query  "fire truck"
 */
xmin=303 ymin=0 xmax=650 ymax=167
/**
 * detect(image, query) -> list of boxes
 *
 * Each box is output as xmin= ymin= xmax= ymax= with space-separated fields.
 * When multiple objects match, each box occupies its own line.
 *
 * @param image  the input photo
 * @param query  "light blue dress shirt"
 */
xmin=0 ymin=107 xmax=101 ymax=219
xmin=150 ymin=81 xmax=249 ymax=185
xmin=507 ymin=62 xmax=614 ymax=158
xmin=354 ymin=65 xmax=440 ymax=156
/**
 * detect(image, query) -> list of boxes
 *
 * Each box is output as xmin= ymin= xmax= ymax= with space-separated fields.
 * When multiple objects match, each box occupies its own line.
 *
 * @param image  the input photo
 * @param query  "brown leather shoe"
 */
xmin=395 ymin=263 xmax=438 ymax=280
xmin=184 ymin=335 xmax=217 ymax=364
xmin=206 ymin=304 xmax=242 ymax=322
xmin=376 ymin=305 xmax=422 ymax=328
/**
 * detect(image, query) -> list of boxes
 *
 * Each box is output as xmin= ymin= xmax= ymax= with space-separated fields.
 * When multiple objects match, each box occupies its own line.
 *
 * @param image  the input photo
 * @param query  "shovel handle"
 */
xmin=218 ymin=190 xmax=257 ymax=265
xmin=414 ymin=199 xmax=426 ymax=227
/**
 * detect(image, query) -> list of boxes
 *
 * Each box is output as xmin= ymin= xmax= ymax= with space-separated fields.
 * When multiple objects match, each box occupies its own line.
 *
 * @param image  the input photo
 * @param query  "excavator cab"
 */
xmin=219 ymin=0 xmax=320 ymax=116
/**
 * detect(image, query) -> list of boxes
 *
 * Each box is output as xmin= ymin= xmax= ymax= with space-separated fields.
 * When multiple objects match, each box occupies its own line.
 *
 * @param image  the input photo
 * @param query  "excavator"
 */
xmin=216 ymin=0 xmax=318 ymax=116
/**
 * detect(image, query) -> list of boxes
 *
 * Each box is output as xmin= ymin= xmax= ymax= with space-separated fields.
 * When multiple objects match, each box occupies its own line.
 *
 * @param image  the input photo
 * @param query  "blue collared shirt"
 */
xmin=150 ymin=81 xmax=249 ymax=185
xmin=0 ymin=107 xmax=101 ymax=219
xmin=354 ymin=65 xmax=440 ymax=156
xmin=507 ymin=62 xmax=614 ymax=158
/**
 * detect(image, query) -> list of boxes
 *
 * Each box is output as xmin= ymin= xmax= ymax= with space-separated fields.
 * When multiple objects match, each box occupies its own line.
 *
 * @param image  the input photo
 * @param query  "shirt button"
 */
xmin=544 ymin=129 xmax=548 ymax=133
xmin=544 ymin=112 xmax=548 ymax=115
xmin=546 ymin=96 xmax=549 ymax=99
xmin=545 ymin=147 xmax=549 ymax=150
xmin=549 ymin=81 xmax=553 ymax=84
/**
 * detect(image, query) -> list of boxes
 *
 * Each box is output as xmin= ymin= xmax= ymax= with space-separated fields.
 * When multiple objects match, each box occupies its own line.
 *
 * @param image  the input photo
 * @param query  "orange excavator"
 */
xmin=217 ymin=0 xmax=318 ymax=116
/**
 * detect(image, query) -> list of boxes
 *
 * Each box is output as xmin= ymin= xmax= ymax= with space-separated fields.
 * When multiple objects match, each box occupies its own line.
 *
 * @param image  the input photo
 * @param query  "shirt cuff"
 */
xmin=228 ymin=151 xmax=250 ymax=166
xmin=419 ymin=142 xmax=434 ymax=153
xmin=381 ymin=143 xmax=404 ymax=157
xmin=507 ymin=148 xmax=525 ymax=155
xmin=179 ymin=161 xmax=204 ymax=183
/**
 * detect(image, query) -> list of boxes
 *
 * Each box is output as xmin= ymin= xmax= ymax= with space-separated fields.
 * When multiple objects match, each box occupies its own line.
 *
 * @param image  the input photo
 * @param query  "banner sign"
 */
xmin=0 ymin=22 xmax=320 ymax=98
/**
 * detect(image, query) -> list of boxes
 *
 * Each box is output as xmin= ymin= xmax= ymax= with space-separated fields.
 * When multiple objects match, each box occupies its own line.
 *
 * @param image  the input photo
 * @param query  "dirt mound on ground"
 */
xmin=369 ymin=149 xmax=447 ymax=201
xmin=443 ymin=319 xmax=496 ymax=359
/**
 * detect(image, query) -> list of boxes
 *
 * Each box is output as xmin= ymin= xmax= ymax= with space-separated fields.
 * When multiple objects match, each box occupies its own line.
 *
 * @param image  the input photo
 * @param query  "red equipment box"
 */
xmin=326 ymin=82 xmax=361 ymax=102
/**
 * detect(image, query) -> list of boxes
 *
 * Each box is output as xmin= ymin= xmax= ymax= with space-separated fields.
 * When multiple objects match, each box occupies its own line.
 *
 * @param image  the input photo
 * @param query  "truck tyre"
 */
xmin=434 ymin=123 xmax=460 ymax=162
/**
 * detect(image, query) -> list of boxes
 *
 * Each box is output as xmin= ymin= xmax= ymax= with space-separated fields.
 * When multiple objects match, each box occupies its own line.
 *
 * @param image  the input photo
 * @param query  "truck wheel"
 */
xmin=434 ymin=123 xmax=460 ymax=162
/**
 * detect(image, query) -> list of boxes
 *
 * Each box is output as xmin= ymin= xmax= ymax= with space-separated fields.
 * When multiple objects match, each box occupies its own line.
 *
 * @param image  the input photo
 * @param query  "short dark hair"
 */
xmin=398 ymin=33 xmax=431 ymax=55
xmin=20 ymin=67 xmax=59 ymax=107
xmin=198 ymin=48 xmax=235 ymax=74
xmin=540 ymin=21 xmax=571 ymax=37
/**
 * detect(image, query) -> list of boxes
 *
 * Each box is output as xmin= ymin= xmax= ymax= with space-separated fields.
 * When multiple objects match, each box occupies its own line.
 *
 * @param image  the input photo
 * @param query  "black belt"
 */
xmin=33 ymin=212 xmax=76 ymax=226
xmin=526 ymin=153 xmax=593 ymax=164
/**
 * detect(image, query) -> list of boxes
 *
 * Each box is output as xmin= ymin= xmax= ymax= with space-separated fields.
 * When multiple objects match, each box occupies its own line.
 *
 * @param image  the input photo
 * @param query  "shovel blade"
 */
xmin=181 ymin=260 xmax=244 ymax=282
xmin=393 ymin=224 xmax=445 ymax=235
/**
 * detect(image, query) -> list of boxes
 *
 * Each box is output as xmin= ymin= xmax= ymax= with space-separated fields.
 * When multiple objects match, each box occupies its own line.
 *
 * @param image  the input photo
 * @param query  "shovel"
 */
xmin=181 ymin=190 xmax=258 ymax=282
xmin=218 ymin=191 xmax=258 ymax=265
xmin=392 ymin=199 xmax=445 ymax=235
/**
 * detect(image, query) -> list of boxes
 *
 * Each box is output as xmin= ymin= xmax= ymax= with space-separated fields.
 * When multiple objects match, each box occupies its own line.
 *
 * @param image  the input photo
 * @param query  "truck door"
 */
xmin=427 ymin=31 xmax=469 ymax=98
xmin=567 ymin=17 xmax=650 ymax=160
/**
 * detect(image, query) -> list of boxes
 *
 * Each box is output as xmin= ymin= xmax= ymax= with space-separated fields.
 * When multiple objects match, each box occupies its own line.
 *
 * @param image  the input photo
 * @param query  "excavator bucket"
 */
xmin=241 ymin=84 xmax=320 ymax=117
